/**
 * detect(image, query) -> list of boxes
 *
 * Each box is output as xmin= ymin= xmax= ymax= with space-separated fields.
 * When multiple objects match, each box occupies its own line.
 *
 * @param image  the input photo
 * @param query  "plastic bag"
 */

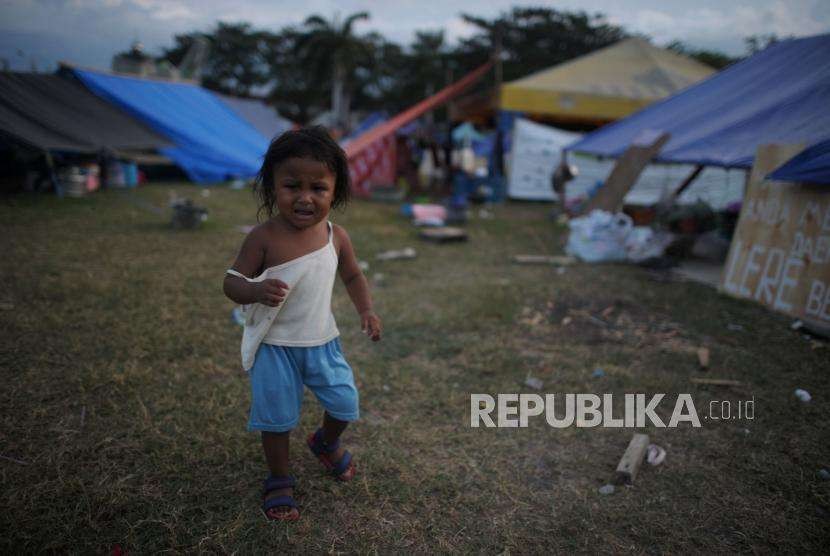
xmin=566 ymin=210 xmax=632 ymax=262
xmin=625 ymin=227 xmax=674 ymax=263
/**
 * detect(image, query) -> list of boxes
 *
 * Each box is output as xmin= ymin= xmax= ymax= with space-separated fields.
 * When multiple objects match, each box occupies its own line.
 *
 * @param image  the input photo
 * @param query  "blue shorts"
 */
xmin=247 ymin=338 xmax=359 ymax=433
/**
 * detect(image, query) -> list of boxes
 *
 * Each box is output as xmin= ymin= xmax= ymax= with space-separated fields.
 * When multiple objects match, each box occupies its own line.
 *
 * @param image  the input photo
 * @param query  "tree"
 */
xmin=160 ymin=23 xmax=273 ymax=96
xmin=744 ymin=34 xmax=782 ymax=55
xmin=296 ymin=11 xmax=372 ymax=130
xmin=455 ymin=7 xmax=628 ymax=84
xmin=666 ymin=40 xmax=738 ymax=70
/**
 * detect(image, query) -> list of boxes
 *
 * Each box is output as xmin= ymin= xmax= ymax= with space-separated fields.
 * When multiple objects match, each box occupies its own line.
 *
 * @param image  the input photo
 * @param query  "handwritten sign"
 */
xmin=720 ymin=144 xmax=830 ymax=330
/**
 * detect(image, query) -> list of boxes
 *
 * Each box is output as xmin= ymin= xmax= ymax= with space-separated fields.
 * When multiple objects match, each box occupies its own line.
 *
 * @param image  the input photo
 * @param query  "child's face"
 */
xmin=272 ymin=157 xmax=336 ymax=229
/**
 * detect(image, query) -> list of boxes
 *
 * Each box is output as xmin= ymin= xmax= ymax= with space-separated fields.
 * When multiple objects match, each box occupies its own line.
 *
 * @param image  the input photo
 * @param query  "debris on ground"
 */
xmin=697 ymin=347 xmax=711 ymax=369
xmin=524 ymin=376 xmax=543 ymax=390
xmin=592 ymin=368 xmax=605 ymax=378
xmin=237 ymin=224 xmax=255 ymax=234
xmin=372 ymin=273 xmax=386 ymax=285
xmin=819 ymin=469 xmax=830 ymax=481
xmin=170 ymin=198 xmax=208 ymax=229
xmin=358 ymin=260 xmax=369 ymax=271
xmin=612 ymin=433 xmax=650 ymax=485
xmin=511 ymin=254 xmax=576 ymax=266
xmin=791 ymin=320 xmax=804 ymax=331
xmin=200 ymin=188 xmax=210 ymax=197
xmin=794 ymin=388 xmax=812 ymax=402
xmin=410 ymin=204 xmax=447 ymax=226
xmin=646 ymin=444 xmax=666 ymax=466
xmin=598 ymin=484 xmax=615 ymax=495
xmin=727 ymin=323 xmax=745 ymax=332
xmin=376 ymin=247 xmax=417 ymax=261
xmin=519 ymin=307 xmax=546 ymax=327
xmin=419 ymin=227 xmax=468 ymax=243
xmin=691 ymin=378 xmax=742 ymax=387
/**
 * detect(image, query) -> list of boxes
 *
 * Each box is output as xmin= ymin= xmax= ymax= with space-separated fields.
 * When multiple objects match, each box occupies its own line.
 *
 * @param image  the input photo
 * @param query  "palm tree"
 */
xmin=297 ymin=11 xmax=370 ymax=130
xmin=409 ymin=31 xmax=446 ymax=125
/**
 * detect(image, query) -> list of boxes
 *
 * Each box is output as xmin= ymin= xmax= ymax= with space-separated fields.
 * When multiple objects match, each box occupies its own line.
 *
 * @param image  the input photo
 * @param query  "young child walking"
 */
xmin=223 ymin=126 xmax=381 ymax=521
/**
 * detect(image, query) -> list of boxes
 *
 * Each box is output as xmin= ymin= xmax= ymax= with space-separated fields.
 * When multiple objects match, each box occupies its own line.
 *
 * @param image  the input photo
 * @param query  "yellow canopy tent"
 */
xmin=500 ymin=38 xmax=715 ymax=126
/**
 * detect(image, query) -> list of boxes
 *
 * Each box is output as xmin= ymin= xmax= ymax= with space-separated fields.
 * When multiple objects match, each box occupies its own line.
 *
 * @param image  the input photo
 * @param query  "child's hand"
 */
xmin=255 ymin=279 xmax=290 ymax=307
xmin=360 ymin=310 xmax=382 ymax=342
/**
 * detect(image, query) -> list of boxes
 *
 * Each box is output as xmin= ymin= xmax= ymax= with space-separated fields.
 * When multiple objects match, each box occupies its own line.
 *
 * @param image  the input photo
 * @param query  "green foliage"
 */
xmin=160 ymin=23 xmax=275 ymax=96
xmin=154 ymin=6 xmax=744 ymax=126
xmin=457 ymin=7 xmax=628 ymax=82
xmin=666 ymin=40 xmax=739 ymax=70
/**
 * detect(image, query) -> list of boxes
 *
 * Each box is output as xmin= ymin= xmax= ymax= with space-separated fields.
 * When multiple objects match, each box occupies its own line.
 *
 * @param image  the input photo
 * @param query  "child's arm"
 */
xmin=223 ymin=227 xmax=289 ymax=306
xmin=334 ymin=225 xmax=381 ymax=341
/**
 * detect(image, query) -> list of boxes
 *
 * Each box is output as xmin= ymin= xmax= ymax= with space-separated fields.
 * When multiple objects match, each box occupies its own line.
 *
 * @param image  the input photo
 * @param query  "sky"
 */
xmin=1 ymin=0 xmax=828 ymax=72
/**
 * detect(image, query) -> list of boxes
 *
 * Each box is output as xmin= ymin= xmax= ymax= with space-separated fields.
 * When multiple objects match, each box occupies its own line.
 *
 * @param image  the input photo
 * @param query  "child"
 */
xmin=223 ymin=126 xmax=381 ymax=521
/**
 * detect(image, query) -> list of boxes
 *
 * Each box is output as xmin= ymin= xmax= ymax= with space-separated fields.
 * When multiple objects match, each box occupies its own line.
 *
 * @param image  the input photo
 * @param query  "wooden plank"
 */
xmin=690 ymin=378 xmax=742 ymax=386
xmin=418 ymin=226 xmax=468 ymax=243
xmin=612 ymin=433 xmax=650 ymax=486
xmin=511 ymin=254 xmax=576 ymax=265
xmin=720 ymin=143 xmax=830 ymax=331
xmin=582 ymin=131 xmax=670 ymax=215
xmin=696 ymin=347 xmax=710 ymax=369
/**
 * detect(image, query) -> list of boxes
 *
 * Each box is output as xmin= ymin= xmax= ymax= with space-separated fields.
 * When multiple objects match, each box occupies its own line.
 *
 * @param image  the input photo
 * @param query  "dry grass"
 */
xmin=1 ymin=183 xmax=829 ymax=553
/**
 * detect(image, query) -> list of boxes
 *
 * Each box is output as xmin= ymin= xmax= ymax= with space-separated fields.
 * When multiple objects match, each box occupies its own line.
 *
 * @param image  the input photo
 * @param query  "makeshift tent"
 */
xmin=345 ymin=61 xmax=493 ymax=195
xmin=507 ymin=118 xmax=580 ymax=200
xmin=501 ymin=38 xmax=714 ymax=124
xmin=568 ymin=34 xmax=830 ymax=172
xmin=507 ymin=118 xmax=743 ymax=207
xmin=215 ymin=93 xmax=294 ymax=141
xmin=69 ymin=67 xmax=268 ymax=183
xmin=768 ymin=139 xmax=830 ymax=184
xmin=452 ymin=122 xmax=487 ymax=144
xmin=0 ymin=72 xmax=168 ymax=153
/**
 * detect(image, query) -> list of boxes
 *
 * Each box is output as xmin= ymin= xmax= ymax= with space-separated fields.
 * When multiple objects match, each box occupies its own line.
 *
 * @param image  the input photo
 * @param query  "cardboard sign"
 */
xmin=507 ymin=118 xmax=581 ymax=201
xmin=720 ymin=144 xmax=830 ymax=330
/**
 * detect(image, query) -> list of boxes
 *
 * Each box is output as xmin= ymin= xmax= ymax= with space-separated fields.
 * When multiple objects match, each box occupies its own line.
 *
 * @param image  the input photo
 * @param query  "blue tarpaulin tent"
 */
xmin=768 ymin=140 xmax=830 ymax=184
xmin=71 ymin=68 xmax=268 ymax=183
xmin=568 ymin=34 xmax=830 ymax=180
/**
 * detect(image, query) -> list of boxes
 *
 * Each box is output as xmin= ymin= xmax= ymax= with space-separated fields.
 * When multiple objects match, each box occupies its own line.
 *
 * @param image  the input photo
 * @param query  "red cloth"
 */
xmin=346 ymin=60 xmax=493 ymax=196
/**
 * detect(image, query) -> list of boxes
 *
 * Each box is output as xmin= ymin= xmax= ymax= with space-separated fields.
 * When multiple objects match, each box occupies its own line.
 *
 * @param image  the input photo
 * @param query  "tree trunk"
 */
xmin=332 ymin=64 xmax=346 ymax=129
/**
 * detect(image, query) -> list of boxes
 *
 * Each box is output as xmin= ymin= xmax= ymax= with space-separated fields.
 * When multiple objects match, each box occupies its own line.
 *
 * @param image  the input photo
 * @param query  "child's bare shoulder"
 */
xmin=332 ymin=223 xmax=352 ymax=246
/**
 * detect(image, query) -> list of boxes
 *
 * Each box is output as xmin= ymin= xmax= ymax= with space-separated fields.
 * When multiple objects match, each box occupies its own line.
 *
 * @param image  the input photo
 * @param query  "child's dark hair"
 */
xmin=254 ymin=126 xmax=351 ymax=221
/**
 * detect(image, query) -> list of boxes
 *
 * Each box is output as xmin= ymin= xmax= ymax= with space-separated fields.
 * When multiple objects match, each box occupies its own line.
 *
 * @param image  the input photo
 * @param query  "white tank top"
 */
xmin=226 ymin=221 xmax=339 ymax=370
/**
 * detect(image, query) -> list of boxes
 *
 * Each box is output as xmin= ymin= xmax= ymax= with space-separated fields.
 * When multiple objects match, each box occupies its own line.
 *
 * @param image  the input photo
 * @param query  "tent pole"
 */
xmin=673 ymin=165 xmax=704 ymax=197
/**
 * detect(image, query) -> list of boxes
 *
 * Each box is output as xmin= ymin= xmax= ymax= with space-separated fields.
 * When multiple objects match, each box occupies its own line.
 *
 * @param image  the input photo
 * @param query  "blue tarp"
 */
xmin=768 ymin=139 xmax=830 ymax=184
xmin=568 ymin=34 xmax=830 ymax=178
xmin=215 ymin=93 xmax=293 ymax=142
xmin=72 ymin=69 xmax=268 ymax=183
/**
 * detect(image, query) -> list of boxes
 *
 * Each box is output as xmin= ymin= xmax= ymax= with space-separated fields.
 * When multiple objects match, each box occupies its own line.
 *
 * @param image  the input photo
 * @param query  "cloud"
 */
xmin=1 ymin=0 xmax=828 ymax=71
xmin=607 ymin=0 xmax=829 ymax=54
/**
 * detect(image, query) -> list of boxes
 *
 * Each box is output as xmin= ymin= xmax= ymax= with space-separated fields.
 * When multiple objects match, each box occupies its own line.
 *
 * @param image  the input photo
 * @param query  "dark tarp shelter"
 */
xmin=215 ymin=93 xmax=294 ymax=141
xmin=568 ymin=34 xmax=830 ymax=176
xmin=0 ymin=72 xmax=168 ymax=153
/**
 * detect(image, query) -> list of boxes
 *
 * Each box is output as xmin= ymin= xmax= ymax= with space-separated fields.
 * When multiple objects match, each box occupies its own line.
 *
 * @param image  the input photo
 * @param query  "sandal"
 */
xmin=261 ymin=475 xmax=300 ymax=521
xmin=307 ymin=428 xmax=356 ymax=481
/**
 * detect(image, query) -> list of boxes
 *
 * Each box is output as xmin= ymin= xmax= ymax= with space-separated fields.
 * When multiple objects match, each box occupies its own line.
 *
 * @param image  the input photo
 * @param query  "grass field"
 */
xmin=2 ymin=183 xmax=829 ymax=553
